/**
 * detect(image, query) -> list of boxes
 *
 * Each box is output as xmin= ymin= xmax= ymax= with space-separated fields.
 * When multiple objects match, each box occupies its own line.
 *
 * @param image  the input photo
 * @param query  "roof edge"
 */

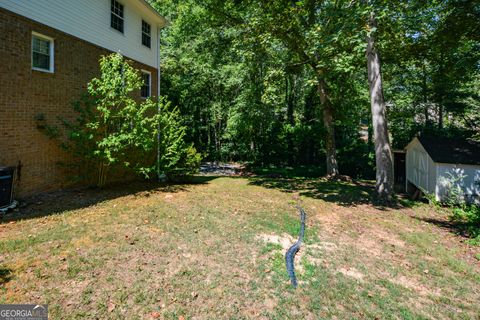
xmin=138 ymin=0 xmax=168 ymax=27
xmin=405 ymin=136 xmax=420 ymax=150
xmin=414 ymin=133 xmax=480 ymax=166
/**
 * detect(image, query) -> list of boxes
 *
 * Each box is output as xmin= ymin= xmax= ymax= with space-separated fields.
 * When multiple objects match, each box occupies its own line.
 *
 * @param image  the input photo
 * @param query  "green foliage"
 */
xmin=383 ymin=0 xmax=480 ymax=148
xmin=430 ymin=173 xmax=480 ymax=245
xmin=151 ymin=0 xmax=372 ymax=175
xmin=148 ymin=0 xmax=478 ymax=179
xmin=40 ymin=53 xmax=201 ymax=186
xmin=156 ymin=99 xmax=203 ymax=178
xmin=451 ymin=205 xmax=480 ymax=245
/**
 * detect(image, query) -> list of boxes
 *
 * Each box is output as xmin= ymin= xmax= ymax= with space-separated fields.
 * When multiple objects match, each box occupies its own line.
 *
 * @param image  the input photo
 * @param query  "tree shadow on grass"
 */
xmin=249 ymin=176 xmax=412 ymax=209
xmin=412 ymin=215 xmax=479 ymax=241
xmin=249 ymin=176 xmax=373 ymax=206
xmin=0 ymin=267 xmax=13 ymax=285
xmin=1 ymin=176 xmax=219 ymax=224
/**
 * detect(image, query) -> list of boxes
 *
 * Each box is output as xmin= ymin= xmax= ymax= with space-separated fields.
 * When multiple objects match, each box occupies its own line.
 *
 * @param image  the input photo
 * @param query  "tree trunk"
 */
xmin=303 ymin=87 xmax=316 ymax=164
xmin=422 ymin=60 xmax=429 ymax=124
xmin=317 ymin=78 xmax=339 ymax=176
xmin=366 ymin=12 xmax=394 ymax=202
xmin=438 ymin=104 xmax=443 ymax=129
xmin=438 ymin=52 xmax=445 ymax=129
xmin=286 ymin=75 xmax=295 ymax=165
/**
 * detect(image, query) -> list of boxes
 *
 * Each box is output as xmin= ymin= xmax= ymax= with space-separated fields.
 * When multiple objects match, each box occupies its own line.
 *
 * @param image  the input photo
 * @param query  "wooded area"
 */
xmin=150 ymin=0 xmax=479 ymax=200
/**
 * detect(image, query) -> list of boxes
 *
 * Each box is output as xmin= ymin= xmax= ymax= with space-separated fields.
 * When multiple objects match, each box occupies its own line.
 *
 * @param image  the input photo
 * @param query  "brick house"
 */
xmin=0 ymin=0 xmax=167 ymax=196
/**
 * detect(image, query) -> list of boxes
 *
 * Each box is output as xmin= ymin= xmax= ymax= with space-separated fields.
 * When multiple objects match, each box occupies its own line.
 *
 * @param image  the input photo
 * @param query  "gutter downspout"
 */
xmin=157 ymin=26 xmax=163 ymax=182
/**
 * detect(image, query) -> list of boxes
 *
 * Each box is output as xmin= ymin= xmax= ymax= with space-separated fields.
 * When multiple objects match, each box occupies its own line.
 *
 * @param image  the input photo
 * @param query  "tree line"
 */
xmin=151 ymin=0 xmax=479 ymax=201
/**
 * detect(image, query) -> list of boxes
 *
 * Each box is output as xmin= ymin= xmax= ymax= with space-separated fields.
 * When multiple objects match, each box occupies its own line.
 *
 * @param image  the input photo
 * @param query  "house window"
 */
xmin=142 ymin=20 xmax=151 ymax=48
xmin=111 ymin=0 xmax=124 ymax=33
xmin=32 ymin=32 xmax=54 ymax=73
xmin=141 ymin=71 xmax=151 ymax=98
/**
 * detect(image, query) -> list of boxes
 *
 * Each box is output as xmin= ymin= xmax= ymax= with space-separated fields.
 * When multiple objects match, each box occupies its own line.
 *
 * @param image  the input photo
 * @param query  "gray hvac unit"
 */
xmin=0 ymin=167 xmax=16 ymax=209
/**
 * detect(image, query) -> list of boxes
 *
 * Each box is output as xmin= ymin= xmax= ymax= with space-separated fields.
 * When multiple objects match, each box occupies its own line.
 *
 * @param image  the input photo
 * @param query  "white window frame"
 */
xmin=31 ymin=32 xmax=54 ymax=73
xmin=141 ymin=70 xmax=151 ymax=98
xmin=110 ymin=0 xmax=125 ymax=34
xmin=141 ymin=20 xmax=151 ymax=48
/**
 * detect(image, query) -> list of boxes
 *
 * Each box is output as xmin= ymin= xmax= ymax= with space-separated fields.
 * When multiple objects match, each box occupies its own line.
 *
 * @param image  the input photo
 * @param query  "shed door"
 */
xmin=415 ymin=150 xmax=428 ymax=190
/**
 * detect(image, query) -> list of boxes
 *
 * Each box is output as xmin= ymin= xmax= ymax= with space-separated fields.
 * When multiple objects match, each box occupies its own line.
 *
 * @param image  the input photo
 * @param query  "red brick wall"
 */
xmin=0 ymin=8 xmax=159 ymax=196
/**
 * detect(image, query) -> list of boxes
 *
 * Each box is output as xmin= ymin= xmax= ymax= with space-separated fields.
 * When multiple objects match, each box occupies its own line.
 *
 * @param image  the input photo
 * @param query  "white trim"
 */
xmin=140 ymin=69 xmax=151 ymax=98
xmin=31 ymin=31 xmax=54 ymax=73
xmin=141 ymin=19 xmax=152 ymax=49
xmin=137 ymin=0 xmax=167 ymax=26
xmin=110 ymin=0 xmax=125 ymax=34
xmin=405 ymin=137 xmax=420 ymax=151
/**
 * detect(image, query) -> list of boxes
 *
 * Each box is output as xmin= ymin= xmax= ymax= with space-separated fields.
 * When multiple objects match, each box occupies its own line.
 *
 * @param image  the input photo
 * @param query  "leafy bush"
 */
xmin=41 ymin=53 xmax=201 ymax=186
xmin=441 ymin=175 xmax=480 ymax=245
xmin=451 ymin=204 xmax=480 ymax=245
xmin=156 ymin=100 xmax=203 ymax=180
xmin=424 ymin=174 xmax=480 ymax=245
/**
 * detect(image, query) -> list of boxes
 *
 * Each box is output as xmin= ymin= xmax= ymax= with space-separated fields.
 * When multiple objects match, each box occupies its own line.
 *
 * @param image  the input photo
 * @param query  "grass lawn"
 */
xmin=1 ymin=176 xmax=479 ymax=319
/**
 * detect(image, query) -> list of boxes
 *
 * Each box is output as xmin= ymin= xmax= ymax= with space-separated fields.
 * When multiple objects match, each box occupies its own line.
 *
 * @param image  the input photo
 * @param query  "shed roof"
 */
xmin=415 ymin=134 xmax=480 ymax=166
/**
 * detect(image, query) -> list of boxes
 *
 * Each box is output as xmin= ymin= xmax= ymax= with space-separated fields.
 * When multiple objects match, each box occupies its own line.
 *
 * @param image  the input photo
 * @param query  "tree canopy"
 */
xmin=150 ymin=0 xmax=479 ymax=180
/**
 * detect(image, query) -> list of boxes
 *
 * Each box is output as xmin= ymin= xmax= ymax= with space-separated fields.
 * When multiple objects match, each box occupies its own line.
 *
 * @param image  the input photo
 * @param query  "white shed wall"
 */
xmin=436 ymin=163 xmax=480 ymax=203
xmin=0 ymin=0 xmax=160 ymax=68
xmin=406 ymin=138 xmax=436 ymax=194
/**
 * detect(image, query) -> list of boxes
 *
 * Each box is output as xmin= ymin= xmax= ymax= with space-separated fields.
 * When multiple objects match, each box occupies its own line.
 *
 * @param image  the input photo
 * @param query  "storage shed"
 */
xmin=405 ymin=135 xmax=480 ymax=204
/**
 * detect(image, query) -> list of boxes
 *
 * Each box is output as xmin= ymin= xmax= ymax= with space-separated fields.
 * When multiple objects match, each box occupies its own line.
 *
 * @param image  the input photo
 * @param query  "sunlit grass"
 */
xmin=0 ymin=177 xmax=478 ymax=319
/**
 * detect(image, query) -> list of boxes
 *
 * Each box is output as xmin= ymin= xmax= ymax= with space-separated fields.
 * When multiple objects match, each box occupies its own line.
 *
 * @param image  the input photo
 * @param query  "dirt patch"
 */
xmin=337 ymin=267 xmax=365 ymax=281
xmin=199 ymin=162 xmax=245 ymax=176
xmin=256 ymin=233 xmax=296 ymax=251
xmin=256 ymin=233 xmax=307 ymax=273
xmin=309 ymin=242 xmax=337 ymax=252
xmin=390 ymin=275 xmax=442 ymax=297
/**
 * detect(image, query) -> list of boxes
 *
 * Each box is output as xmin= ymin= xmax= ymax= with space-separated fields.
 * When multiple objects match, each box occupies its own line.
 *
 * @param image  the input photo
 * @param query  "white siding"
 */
xmin=0 ymin=0 xmax=162 ymax=68
xmin=406 ymin=138 xmax=436 ymax=194
xmin=436 ymin=163 xmax=480 ymax=203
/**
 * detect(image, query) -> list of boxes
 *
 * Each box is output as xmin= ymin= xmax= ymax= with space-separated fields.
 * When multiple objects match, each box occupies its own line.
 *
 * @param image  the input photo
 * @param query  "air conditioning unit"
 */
xmin=0 ymin=167 xmax=16 ymax=210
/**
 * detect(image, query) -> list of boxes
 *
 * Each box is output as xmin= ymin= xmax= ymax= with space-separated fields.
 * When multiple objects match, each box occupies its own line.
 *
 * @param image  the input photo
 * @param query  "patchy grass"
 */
xmin=0 ymin=177 xmax=479 ymax=319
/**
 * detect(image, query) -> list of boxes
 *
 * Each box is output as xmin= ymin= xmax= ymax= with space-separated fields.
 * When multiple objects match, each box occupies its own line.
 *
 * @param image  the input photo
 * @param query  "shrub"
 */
xmin=41 ymin=53 xmax=201 ymax=187
xmin=156 ymin=99 xmax=203 ymax=180
xmin=450 ymin=204 xmax=480 ymax=245
xmin=424 ymin=174 xmax=480 ymax=245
